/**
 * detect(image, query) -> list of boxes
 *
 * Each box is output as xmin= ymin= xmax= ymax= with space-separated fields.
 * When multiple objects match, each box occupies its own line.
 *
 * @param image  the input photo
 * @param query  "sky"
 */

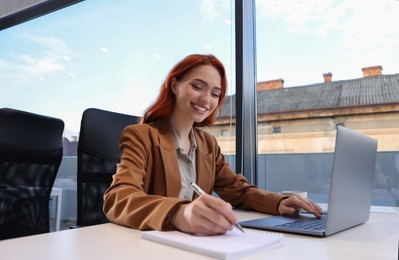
xmin=256 ymin=0 xmax=399 ymax=86
xmin=0 ymin=0 xmax=398 ymax=137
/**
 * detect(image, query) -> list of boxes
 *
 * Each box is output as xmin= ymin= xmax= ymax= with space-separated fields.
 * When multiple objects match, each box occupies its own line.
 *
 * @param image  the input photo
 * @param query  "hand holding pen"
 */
xmin=190 ymin=183 xmax=245 ymax=234
xmin=170 ymin=183 xmax=245 ymax=235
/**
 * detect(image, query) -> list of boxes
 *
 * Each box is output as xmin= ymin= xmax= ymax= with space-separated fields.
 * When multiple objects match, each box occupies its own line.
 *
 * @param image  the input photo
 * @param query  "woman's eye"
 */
xmin=211 ymin=93 xmax=220 ymax=98
xmin=191 ymin=84 xmax=201 ymax=90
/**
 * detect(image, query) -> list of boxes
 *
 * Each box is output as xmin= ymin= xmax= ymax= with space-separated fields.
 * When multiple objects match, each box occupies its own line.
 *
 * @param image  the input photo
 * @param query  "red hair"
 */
xmin=142 ymin=54 xmax=227 ymax=127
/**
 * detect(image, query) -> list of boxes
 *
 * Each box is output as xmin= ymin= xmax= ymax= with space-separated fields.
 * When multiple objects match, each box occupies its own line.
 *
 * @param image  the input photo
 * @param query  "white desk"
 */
xmin=0 ymin=209 xmax=398 ymax=259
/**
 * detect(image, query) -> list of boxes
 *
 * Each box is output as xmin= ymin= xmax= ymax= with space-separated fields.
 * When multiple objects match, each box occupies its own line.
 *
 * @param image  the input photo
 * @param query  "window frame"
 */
xmin=0 ymin=0 xmax=82 ymax=31
xmin=235 ymin=0 xmax=258 ymax=184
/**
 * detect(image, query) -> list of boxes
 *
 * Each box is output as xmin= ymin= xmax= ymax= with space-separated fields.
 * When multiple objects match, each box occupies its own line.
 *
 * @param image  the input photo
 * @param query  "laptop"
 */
xmin=240 ymin=126 xmax=378 ymax=237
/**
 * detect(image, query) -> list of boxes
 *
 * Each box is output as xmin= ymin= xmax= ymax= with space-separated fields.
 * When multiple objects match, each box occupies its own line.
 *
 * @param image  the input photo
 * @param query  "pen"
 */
xmin=190 ymin=182 xmax=245 ymax=234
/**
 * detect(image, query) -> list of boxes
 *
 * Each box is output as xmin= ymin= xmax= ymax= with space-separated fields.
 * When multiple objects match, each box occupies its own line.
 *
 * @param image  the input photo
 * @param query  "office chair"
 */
xmin=76 ymin=108 xmax=140 ymax=226
xmin=0 ymin=108 xmax=64 ymax=240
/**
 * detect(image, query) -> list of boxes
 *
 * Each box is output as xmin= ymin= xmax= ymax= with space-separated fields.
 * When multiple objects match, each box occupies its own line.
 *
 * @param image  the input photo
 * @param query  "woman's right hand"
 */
xmin=171 ymin=194 xmax=238 ymax=235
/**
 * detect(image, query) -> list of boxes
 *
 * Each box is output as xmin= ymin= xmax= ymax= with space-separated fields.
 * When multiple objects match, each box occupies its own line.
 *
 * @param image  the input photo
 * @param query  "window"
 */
xmin=0 ymin=0 xmax=236 ymax=156
xmin=272 ymin=126 xmax=281 ymax=134
xmin=255 ymin=0 xmax=399 ymax=206
xmin=1 ymin=0 xmax=237 ymax=226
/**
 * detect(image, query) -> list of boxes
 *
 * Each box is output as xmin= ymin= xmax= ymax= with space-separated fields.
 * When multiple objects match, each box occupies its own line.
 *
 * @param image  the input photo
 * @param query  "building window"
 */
xmin=273 ymin=126 xmax=281 ymax=134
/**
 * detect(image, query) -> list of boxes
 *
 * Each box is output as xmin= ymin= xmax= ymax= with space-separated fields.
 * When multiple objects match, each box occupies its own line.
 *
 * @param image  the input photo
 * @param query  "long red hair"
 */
xmin=142 ymin=54 xmax=227 ymax=127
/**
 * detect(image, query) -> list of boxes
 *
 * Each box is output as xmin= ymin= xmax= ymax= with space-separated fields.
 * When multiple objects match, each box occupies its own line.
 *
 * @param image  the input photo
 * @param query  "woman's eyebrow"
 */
xmin=193 ymin=78 xmax=209 ymax=86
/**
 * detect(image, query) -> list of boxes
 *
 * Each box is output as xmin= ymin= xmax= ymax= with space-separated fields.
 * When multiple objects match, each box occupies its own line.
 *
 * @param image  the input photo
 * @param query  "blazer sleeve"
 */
xmin=103 ymin=125 xmax=189 ymax=231
xmin=203 ymin=132 xmax=285 ymax=215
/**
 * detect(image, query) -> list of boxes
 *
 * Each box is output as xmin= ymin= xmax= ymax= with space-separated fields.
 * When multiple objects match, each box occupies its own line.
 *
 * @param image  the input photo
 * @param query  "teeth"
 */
xmin=193 ymin=104 xmax=207 ymax=112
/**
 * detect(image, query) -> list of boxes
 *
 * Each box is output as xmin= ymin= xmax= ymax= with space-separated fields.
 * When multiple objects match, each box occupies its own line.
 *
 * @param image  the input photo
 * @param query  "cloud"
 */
xmin=223 ymin=19 xmax=232 ymax=25
xmin=0 ymin=58 xmax=8 ymax=70
xmin=100 ymin=47 xmax=109 ymax=53
xmin=256 ymin=0 xmax=398 ymax=40
xmin=0 ymin=33 xmax=74 ymax=88
xmin=256 ymin=0 xmax=399 ymax=75
xmin=8 ymin=33 xmax=71 ymax=78
xmin=204 ymin=43 xmax=212 ymax=50
xmin=18 ymin=54 xmax=64 ymax=75
xmin=23 ymin=33 xmax=70 ymax=57
xmin=197 ymin=0 xmax=231 ymax=22
xmin=257 ymin=0 xmax=350 ymax=34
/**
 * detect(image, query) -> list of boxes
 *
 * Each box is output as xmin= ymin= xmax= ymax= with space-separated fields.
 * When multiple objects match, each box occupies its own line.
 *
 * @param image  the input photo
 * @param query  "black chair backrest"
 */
xmin=0 ymin=108 xmax=64 ymax=240
xmin=77 ymin=108 xmax=140 ymax=226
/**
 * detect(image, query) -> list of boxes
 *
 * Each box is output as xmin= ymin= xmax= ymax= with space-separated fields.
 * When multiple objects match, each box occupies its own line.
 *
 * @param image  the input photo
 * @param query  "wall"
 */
xmin=209 ymin=112 xmax=399 ymax=154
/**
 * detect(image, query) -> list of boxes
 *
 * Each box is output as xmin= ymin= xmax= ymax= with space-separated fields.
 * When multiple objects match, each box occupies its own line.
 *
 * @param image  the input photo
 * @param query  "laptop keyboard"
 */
xmin=276 ymin=214 xmax=327 ymax=231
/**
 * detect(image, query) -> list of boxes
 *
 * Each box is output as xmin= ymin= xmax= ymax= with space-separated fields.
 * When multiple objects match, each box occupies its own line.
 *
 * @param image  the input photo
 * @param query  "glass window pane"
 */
xmin=0 ymin=0 xmax=235 ymax=157
xmin=256 ymin=0 xmax=399 ymax=206
xmin=0 ymin=1 xmax=236 ymax=229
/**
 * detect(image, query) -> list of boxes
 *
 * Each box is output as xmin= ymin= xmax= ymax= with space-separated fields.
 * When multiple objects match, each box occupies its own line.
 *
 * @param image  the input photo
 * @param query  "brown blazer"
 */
xmin=103 ymin=118 xmax=285 ymax=231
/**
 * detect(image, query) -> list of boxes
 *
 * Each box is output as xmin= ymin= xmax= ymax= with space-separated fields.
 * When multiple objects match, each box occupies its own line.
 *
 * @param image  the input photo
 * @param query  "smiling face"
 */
xmin=170 ymin=65 xmax=222 ymax=127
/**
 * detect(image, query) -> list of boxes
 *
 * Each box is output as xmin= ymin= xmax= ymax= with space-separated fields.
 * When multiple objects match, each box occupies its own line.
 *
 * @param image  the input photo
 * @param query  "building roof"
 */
xmin=220 ymin=73 xmax=399 ymax=117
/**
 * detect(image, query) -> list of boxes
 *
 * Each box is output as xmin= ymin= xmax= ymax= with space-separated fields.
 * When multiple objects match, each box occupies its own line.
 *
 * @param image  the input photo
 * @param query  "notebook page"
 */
xmin=141 ymin=228 xmax=284 ymax=260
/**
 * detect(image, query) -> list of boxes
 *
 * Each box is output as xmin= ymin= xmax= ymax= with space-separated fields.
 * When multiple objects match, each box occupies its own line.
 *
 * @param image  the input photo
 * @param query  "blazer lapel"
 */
xmin=195 ymin=130 xmax=214 ymax=196
xmin=156 ymin=119 xmax=181 ymax=198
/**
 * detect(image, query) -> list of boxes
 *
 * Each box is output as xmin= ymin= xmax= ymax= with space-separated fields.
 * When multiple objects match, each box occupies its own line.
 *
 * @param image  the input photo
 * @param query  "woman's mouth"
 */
xmin=192 ymin=103 xmax=208 ymax=114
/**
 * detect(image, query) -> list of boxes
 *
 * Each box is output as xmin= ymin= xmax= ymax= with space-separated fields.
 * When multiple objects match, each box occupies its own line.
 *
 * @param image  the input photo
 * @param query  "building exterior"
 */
xmin=207 ymin=66 xmax=399 ymax=154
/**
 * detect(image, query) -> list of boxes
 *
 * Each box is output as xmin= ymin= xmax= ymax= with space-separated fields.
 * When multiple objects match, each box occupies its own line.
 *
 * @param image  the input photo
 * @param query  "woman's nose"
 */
xmin=200 ymin=92 xmax=211 ymax=103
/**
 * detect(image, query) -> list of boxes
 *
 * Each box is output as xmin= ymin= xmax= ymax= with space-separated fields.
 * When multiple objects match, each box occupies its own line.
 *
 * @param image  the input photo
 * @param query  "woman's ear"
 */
xmin=171 ymin=77 xmax=177 ymax=94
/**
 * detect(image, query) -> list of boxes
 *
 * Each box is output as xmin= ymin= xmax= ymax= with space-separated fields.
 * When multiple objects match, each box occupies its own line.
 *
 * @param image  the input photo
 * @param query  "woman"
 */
xmin=103 ymin=54 xmax=322 ymax=235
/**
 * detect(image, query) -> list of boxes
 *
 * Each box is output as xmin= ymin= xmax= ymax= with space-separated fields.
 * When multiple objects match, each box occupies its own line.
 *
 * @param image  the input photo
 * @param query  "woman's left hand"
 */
xmin=278 ymin=195 xmax=323 ymax=218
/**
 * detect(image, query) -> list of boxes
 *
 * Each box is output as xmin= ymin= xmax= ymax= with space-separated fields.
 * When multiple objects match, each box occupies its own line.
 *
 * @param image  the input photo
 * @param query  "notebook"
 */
xmin=240 ymin=126 xmax=378 ymax=237
xmin=141 ymin=228 xmax=283 ymax=260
